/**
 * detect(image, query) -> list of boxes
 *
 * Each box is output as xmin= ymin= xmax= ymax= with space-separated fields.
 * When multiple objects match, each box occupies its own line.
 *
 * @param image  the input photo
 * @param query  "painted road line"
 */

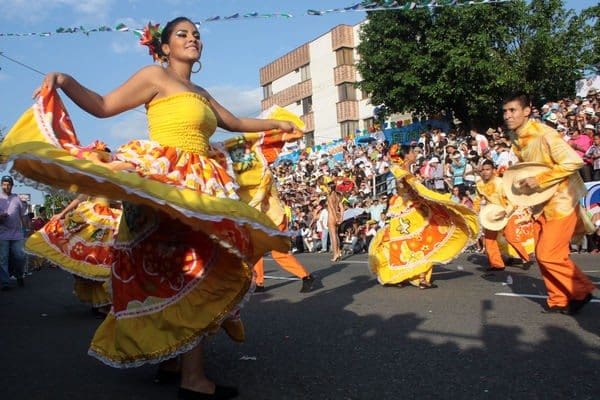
xmin=264 ymin=257 xmax=370 ymax=264
xmin=495 ymin=292 xmax=600 ymax=303
xmin=264 ymin=275 xmax=301 ymax=281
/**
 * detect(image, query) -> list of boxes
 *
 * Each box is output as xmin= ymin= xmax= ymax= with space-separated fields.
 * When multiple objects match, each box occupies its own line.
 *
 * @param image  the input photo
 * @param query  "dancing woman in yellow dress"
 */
xmin=1 ymin=17 xmax=303 ymax=400
xmin=26 ymin=194 xmax=121 ymax=315
xmin=369 ymin=148 xmax=480 ymax=288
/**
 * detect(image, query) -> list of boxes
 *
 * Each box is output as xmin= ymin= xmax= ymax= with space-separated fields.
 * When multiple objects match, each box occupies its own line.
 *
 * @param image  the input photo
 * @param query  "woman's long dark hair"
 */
xmin=155 ymin=17 xmax=195 ymax=60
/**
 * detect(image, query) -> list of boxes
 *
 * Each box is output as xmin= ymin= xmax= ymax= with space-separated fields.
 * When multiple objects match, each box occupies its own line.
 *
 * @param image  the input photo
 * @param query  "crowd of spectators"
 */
xmin=273 ymin=90 xmax=600 ymax=255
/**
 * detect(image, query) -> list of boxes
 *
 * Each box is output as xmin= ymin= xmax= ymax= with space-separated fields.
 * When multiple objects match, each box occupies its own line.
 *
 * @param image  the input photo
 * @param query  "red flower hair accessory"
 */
xmin=139 ymin=22 xmax=162 ymax=62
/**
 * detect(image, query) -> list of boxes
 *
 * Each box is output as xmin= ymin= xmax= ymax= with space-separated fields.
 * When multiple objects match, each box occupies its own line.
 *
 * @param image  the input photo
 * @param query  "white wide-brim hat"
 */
xmin=480 ymin=204 xmax=509 ymax=231
xmin=502 ymin=162 xmax=558 ymax=207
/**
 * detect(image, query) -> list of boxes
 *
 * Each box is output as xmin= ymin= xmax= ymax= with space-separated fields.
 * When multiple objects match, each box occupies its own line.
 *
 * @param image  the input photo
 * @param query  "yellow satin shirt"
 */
xmin=476 ymin=176 xmax=509 ymax=209
xmin=511 ymin=120 xmax=586 ymax=220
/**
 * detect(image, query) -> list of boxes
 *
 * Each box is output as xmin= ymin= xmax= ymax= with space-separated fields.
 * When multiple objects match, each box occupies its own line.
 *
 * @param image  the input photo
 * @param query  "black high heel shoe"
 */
xmin=178 ymin=385 xmax=239 ymax=399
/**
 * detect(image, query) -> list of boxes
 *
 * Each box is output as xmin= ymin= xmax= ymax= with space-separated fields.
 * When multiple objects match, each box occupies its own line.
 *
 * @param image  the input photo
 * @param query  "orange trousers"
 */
xmin=484 ymin=216 xmax=530 ymax=268
xmin=254 ymin=251 xmax=309 ymax=286
xmin=534 ymin=211 xmax=595 ymax=307
xmin=254 ymin=218 xmax=309 ymax=286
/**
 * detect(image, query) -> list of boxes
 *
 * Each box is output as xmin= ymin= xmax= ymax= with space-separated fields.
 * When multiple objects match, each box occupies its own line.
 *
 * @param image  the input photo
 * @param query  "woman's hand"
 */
xmin=33 ymin=72 xmax=68 ymax=98
xmin=517 ymin=177 xmax=539 ymax=190
xmin=50 ymin=213 xmax=65 ymax=221
xmin=276 ymin=120 xmax=303 ymax=133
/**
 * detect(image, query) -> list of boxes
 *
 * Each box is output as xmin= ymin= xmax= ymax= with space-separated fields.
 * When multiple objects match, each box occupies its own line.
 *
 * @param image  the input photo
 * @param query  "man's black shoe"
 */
xmin=522 ymin=253 xmax=537 ymax=270
xmin=300 ymin=274 xmax=316 ymax=293
xmin=568 ymin=293 xmax=593 ymax=315
xmin=482 ymin=266 xmax=505 ymax=277
xmin=541 ymin=305 xmax=569 ymax=314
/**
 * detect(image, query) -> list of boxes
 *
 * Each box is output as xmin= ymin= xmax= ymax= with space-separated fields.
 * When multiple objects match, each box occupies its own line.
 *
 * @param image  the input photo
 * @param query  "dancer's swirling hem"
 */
xmin=88 ymin=268 xmax=255 ymax=369
xmin=1 ymin=88 xmax=301 ymax=369
xmin=369 ymin=166 xmax=480 ymax=286
xmin=2 ymin=91 xmax=293 ymax=260
xmin=25 ymin=198 xmax=121 ymax=280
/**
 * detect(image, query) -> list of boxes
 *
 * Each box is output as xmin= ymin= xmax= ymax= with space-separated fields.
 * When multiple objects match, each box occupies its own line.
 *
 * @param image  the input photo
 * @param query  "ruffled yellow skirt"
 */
xmin=25 ymin=199 xmax=120 ymax=281
xmin=1 ymin=89 xmax=294 ymax=367
xmin=73 ymin=277 xmax=111 ymax=307
xmin=369 ymin=171 xmax=480 ymax=285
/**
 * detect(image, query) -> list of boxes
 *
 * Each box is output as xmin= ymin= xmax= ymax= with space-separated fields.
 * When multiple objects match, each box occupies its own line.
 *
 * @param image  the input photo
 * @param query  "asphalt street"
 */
xmin=1 ymin=251 xmax=598 ymax=400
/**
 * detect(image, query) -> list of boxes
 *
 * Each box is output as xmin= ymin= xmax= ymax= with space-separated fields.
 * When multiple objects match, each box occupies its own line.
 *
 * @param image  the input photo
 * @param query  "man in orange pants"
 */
xmin=503 ymin=92 xmax=595 ymax=315
xmin=254 ymin=219 xmax=316 ymax=293
xmin=476 ymin=160 xmax=534 ymax=273
xmin=246 ymin=169 xmax=317 ymax=293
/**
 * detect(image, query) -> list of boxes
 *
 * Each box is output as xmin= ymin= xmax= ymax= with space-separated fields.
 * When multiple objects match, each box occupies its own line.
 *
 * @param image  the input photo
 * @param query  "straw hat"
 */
xmin=502 ymin=162 xmax=558 ymax=207
xmin=545 ymin=113 xmax=558 ymax=125
xmin=480 ymin=204 xmax=510 ymax=231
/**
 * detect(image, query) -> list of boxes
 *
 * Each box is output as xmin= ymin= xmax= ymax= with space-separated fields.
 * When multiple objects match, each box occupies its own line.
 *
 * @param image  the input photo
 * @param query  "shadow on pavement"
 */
xmin=1 ymin=263 xmax=598 ymax=400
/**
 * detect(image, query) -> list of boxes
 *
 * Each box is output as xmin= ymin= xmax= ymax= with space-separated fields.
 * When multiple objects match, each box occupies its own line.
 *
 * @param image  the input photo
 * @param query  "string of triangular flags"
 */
xmin=308 ymin=0 xmax=513 ymax=15
xmin=0 ymin=0 xmax=514 ymax=38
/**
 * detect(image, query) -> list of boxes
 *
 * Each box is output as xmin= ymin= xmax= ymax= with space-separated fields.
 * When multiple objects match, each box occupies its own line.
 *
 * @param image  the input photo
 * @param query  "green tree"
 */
xmin=356 ymin=0 xmax=590 ymax=130
xmin=580 ymin=4 xmax=599 ymax=68
xmin=43 ymin=190 xmax=75 ymax=217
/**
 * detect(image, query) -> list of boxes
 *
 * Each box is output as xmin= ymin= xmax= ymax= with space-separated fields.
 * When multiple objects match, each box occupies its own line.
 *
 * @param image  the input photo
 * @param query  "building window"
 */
xmin=263 ymin=83 xmax=272 ymax=99
xmin=338 ymin=83 xmax=356 ymax=102
xmin=300 ymin=64 xmax=311 ymax=81
xmin=302 ymin=96 xmax=313 ymax=115
xmin=361 ymin=87 xmax=369 ymax=100
xmin=304 ymin=131 xmax=315 ymax=148
xmin=340 ymin=121 xmax=359 ymax=139
xmin=363 ymin=118 xmax=374 ymax=132
xmin=336 ymin=47 xmax=354 ymax=66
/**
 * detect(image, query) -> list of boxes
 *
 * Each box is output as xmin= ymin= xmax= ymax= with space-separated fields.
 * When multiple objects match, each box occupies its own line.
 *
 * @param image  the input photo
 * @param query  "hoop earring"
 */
xmin=192 ymin=61 xmax=202 ymax=73
xmin=161 ymin=55 xmax=169 ymax=68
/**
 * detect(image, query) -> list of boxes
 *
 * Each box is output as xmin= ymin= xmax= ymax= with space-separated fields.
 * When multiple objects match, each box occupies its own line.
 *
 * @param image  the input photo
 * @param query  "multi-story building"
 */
xmin=260 ymin=23 xmax=397 ymax=146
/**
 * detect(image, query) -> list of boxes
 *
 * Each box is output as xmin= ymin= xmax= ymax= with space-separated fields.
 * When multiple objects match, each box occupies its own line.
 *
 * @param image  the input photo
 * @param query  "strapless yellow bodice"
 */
xmin=146 ymin=92 xmax=217 ymax=155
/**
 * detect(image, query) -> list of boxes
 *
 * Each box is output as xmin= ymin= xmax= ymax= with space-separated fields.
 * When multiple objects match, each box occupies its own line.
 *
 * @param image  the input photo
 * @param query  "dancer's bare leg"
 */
xmin=107 ymin=161 xmax=135 ymax=171
xmin=180 ymin=343 xmax=215 ymax=394
xmin=328 ymin=223 xmax=341 ymax=260
xmin=87 ymin=152 xmax=135 ymax=172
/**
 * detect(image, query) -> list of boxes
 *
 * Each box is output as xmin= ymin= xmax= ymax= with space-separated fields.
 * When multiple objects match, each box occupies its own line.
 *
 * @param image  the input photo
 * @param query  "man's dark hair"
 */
xmin=503 ymin=92 xmax=532 ymax=109
xmin=481 ymin=159 xmax=495 ymax=168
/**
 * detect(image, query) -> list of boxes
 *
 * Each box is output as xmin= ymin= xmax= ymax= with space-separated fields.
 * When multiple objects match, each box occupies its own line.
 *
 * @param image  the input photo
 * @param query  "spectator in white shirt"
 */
xmin=470 ymin=128 xmax=489 ymax=156
xmin=494 ymin=142 xmax=516 ymax=171
xmin=316 ymin=205 xmax=329 ymax=253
